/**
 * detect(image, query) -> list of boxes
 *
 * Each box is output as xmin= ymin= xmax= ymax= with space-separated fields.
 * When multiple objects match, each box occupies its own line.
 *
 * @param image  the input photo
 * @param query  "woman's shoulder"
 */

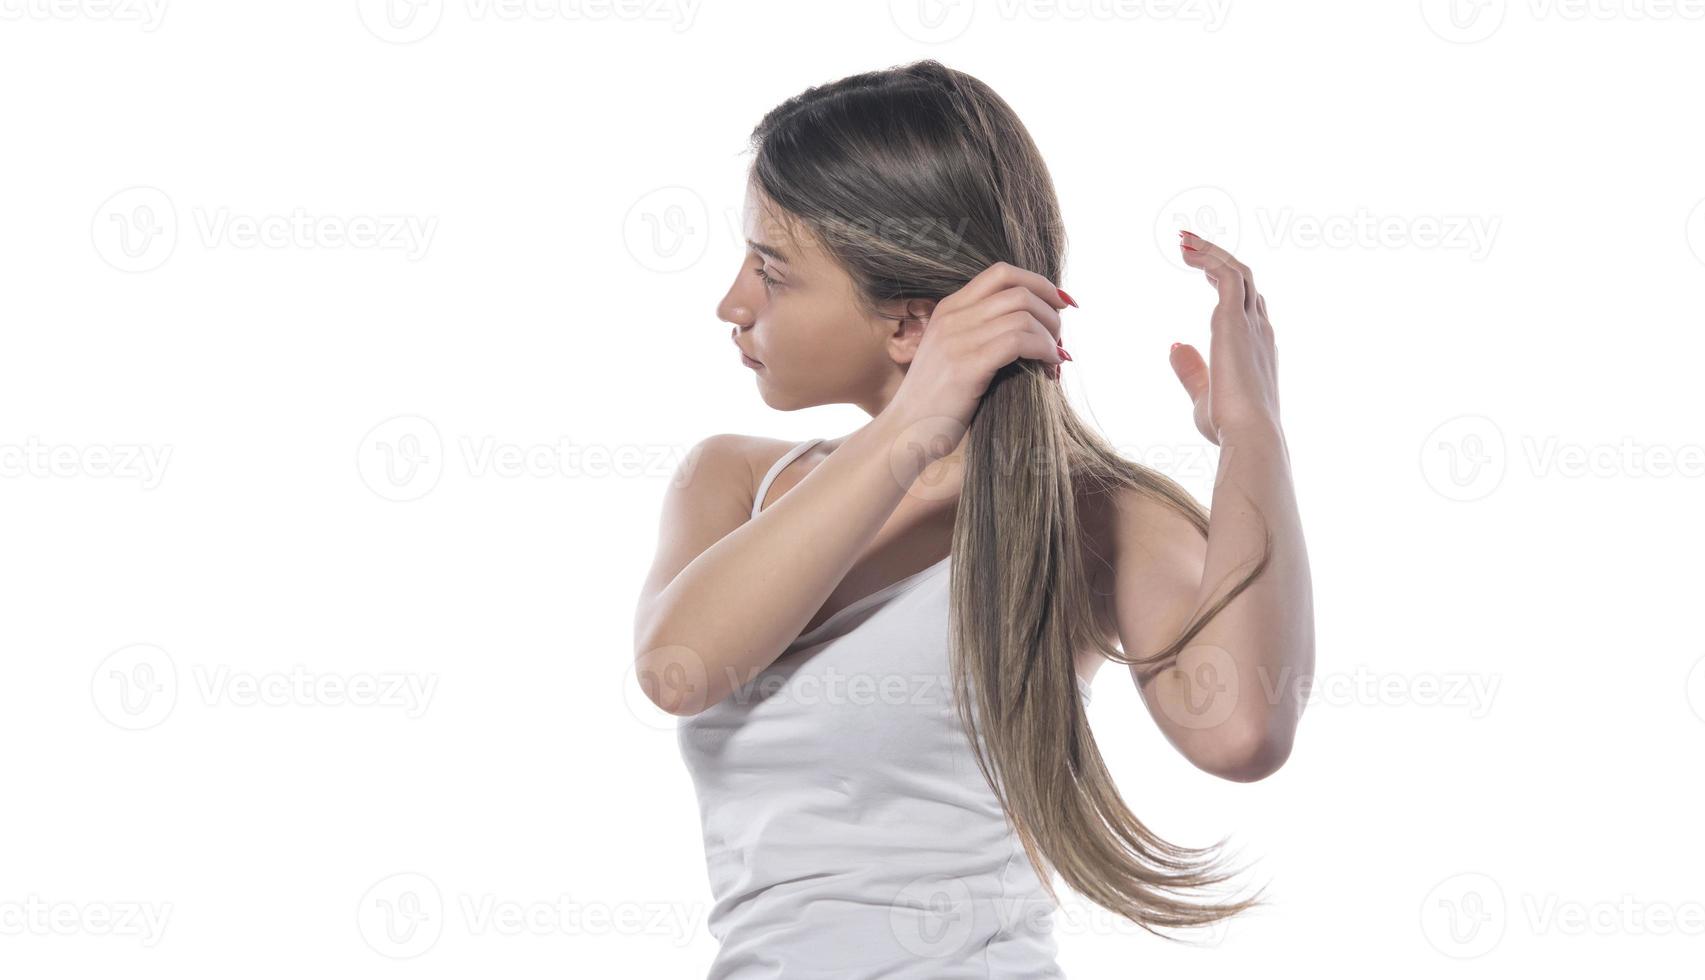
xmin=698 ymin=431 xmax=820 ymax=460
xmin=682 ymin=433 xmax=820 ymax=500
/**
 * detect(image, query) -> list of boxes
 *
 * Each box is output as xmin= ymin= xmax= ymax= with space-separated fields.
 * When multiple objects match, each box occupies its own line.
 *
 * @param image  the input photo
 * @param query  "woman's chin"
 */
xmin=753 ymin=381 xmax=817 ymax=413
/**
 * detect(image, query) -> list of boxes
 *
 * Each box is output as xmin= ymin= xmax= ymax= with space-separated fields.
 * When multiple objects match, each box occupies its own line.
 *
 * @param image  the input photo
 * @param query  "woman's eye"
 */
xmin=752 ymin=265 xmax=781 ymax=289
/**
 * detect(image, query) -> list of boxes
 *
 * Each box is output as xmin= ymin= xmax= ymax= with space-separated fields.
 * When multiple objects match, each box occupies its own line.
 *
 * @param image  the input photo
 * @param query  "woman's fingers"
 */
xmin=1179 ymin=231 xmax=1254 ymax=321
xmin=1169 ymin=341 xmax=1216 ymax=444
xmin=1006 ymin=311 xmax=1066 ymax=362
xmin=945 ymin=261 xmax=1070 ymax=319
xmin=1169 ymin=341 xmax=1209 ymax=403
xmin=919 ymin=260 xmax=1072 ymax=380
xmin=1255 ymin=292 xmax=1275 ymax=347
xmin=968 ymin=285 xmax=1064 ymax=343
xmin=969 ymin=311 xmax=1063 ymax=371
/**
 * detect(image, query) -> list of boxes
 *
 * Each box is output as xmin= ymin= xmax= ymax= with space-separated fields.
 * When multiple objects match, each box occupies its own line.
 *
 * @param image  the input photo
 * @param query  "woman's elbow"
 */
xmin=1197 ymin=720 xmax=1296 ymax=783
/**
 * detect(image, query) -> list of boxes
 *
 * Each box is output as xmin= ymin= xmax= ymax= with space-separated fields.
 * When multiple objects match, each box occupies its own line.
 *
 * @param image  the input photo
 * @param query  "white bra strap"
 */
xmin=750 ymin=438 xmax=824 ymax=520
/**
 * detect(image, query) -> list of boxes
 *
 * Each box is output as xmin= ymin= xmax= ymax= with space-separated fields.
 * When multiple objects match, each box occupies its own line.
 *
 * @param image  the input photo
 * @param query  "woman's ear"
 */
xmin=881 ymin=297 xmax=937 ymax=364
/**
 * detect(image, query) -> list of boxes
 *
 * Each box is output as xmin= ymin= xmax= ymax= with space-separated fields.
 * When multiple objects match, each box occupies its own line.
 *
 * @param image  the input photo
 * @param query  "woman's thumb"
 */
xmin=1169 ymin=342 xmax=1208 ymax=402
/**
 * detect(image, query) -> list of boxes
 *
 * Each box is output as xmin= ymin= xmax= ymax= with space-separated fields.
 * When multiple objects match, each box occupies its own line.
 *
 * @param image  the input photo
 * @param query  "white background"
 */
xmin=4 ymin=0 xmax=1704 ymax=976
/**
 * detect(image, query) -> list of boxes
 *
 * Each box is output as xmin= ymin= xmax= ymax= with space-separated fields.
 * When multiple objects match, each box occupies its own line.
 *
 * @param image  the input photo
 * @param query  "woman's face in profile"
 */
xmin=717 ymin=183 xmax=910 ymax=411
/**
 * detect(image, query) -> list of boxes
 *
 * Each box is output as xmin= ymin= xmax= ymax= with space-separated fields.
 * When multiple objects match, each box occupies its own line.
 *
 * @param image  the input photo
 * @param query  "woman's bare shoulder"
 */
xmin=635 ymin=433 xmax=782 ymax=634
xmin=714 ymin=433 xmax=820 ymax=476
xmin=678 ymin=433 xmax=815 ymax=509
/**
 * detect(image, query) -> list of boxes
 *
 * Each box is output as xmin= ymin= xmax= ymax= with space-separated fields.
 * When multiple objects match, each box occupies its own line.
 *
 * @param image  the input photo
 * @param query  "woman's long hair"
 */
xmin=746 ymin=59 xmax=1275 ymax=939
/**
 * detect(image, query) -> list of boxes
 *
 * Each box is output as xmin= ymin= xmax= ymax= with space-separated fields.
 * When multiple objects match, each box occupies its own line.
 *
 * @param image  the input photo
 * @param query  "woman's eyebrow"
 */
xmin=745 ymin=239 xmax=792 ymax=265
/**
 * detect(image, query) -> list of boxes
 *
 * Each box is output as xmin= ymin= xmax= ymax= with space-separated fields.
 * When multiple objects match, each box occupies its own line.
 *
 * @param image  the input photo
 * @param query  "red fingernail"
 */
xmin=1057 ymin=344 xmax=1073 ymax=362
xmin=1057 ymin=288 xmax=1078 ymax=308
xmin=1171 ymin=342 xmax=1182 ymax=352
xmin=1181 ymin=244 xmax=1198 ymax=252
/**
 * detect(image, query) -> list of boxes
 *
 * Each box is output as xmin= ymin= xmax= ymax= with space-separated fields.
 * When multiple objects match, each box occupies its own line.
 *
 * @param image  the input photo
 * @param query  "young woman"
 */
xmin=633 ymin=60 xmax=1313 ymax=978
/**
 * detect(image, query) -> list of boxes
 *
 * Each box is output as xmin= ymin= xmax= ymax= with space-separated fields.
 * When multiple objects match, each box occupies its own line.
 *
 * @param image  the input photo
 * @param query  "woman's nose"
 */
xmin=717 ymin=289 xmax=755 ymax=329
xmin=716 ymin=263 xmax=765 ymax=326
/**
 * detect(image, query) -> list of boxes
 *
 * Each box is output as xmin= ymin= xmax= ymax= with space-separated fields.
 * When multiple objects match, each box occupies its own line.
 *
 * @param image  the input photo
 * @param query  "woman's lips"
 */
xmin=733 ymin=337 xmax=763 ymax=368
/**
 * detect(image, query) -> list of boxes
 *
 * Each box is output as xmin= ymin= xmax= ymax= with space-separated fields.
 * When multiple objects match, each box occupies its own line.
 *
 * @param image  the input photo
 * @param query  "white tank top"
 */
xmin=676 ymin=437 xmax=1092 ymax=979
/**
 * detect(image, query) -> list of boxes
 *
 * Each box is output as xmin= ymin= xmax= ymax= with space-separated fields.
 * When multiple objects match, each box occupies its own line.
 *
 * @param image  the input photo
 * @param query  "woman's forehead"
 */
xmin=743 ymin=188 xmax=814 ymax=263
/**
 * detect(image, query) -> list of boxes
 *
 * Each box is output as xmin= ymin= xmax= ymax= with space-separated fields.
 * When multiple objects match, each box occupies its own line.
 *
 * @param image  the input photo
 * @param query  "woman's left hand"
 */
xmin=1168 ymin=230 xmax=1282 ymax=446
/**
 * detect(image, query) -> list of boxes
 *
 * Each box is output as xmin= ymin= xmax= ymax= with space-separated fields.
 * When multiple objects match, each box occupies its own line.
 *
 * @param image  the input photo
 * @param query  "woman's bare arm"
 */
xmin=1110 ymin=229 xmax=1312 ymax=782
xmin=1107 ymin=422 xmax=1312 ymax=783
xmin=632 ymin=414 xmax=924 ymax=716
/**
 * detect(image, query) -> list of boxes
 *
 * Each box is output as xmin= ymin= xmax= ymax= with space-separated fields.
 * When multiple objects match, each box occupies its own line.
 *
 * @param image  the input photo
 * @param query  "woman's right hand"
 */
xmin=882 ymin=261 xmax=1072 ymax=465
